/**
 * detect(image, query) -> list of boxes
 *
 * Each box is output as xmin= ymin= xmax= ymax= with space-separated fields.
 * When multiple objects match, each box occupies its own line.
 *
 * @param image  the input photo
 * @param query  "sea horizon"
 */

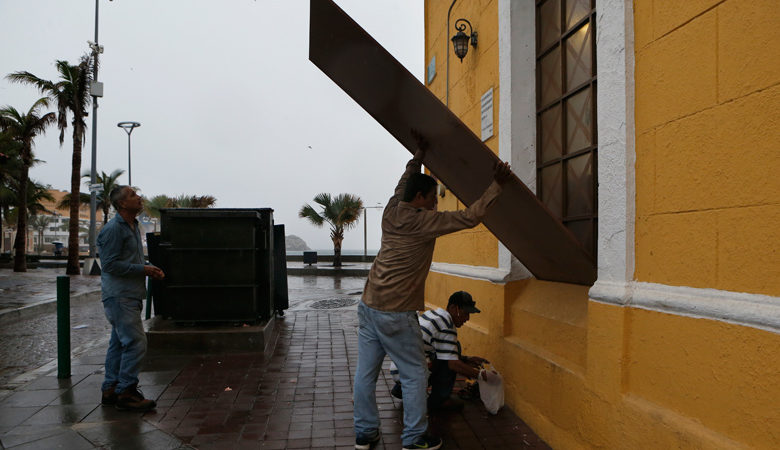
xmin=286 ymin=249 xmax=378 ymax=256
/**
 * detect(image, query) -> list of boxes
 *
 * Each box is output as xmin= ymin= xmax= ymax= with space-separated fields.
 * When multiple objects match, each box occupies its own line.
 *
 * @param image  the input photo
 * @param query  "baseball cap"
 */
xmin=448 ymin=291 xmax=481 ymax=314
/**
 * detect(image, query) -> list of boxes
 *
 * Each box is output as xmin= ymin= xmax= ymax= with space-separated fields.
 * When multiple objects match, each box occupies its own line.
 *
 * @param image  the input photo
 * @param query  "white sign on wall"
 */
xmin=481 ymin=87 xmax=493 ymax=141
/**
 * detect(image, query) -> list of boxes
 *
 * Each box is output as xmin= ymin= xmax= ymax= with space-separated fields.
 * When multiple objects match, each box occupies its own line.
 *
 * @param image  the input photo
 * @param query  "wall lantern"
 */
xmin=451 ymin=18 xmax=478 ymax=62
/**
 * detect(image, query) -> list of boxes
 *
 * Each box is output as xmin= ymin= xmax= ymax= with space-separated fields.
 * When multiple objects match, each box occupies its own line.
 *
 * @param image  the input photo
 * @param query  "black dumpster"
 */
xmin=273 ymin=224 xmax=289 ymax=314
xmin=303 ymin=251 xmax=318 ymax=265
xmin=146 ymin=232 xmax=166 ymax=317
xmin=151 ymin=208 xmax=278 ymax=323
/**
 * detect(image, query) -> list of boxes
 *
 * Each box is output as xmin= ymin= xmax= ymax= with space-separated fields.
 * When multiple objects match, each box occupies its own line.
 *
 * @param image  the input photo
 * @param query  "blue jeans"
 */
xmin=102 ymin=297 xmax=147 ymax=393
xmin=354 ymin=302 xmax=428 ymax=446
xmin=428 ymin=359 xmax=457 ymax=409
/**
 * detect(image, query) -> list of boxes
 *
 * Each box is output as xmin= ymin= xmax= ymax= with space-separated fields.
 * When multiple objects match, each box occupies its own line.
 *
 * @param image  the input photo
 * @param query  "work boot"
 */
xmin=101 ymin=385 xmax=117 ymax=405
xmin=115 ymin=384 xmax=156 ymax=412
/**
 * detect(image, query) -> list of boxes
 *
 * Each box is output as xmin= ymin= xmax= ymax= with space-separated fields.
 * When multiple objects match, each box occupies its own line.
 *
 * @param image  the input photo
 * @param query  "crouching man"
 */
xmin=391 ymin=291 xmax=489 ymax=412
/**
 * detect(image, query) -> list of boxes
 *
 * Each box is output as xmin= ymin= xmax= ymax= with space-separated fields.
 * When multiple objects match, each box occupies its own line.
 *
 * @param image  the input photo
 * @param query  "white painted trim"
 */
xmin=430 ymin=261 xmax=528 ymax=284
xmin=496 ymin=0 xmax=535 ymax=282
xmin=590 ymin=280 xmax=780 ymax=334
xmin=595 ymin=0 xmax=636 ymax=283
xmin=498 ymin=0 xmax=536 ymax=190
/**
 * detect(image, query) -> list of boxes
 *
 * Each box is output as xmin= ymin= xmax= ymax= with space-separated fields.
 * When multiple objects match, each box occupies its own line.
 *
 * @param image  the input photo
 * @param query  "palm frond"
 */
xmin=5 ymin=71 xmax=57 ymax=94
xmin=56 ymin=192 xmax=90 ymax=210
xmin=143 ymin=194 xmax=173 ymax=218
xmin=312 ymin=192 xmax=332 ymax=208
xmin=29 ymin=97 xmax=51 ymax=112
xmin=299 ymin=204 xmax=325 ymax=227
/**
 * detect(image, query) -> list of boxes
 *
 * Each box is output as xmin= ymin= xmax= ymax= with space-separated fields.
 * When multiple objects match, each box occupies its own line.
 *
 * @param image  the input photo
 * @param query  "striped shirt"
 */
xmin=419 ymin=308 xmax=461 ymax=361
xmin=389 ymin=308 xmax=461 ymax=382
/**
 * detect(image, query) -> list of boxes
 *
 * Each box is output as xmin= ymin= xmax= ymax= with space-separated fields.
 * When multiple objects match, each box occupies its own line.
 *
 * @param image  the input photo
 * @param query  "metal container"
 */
xmin=152 ymin=208 xmax=278 ymax=323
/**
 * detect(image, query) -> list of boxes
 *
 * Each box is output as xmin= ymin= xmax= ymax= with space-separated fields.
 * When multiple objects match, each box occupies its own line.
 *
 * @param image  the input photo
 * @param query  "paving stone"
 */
xmin=0 ymin=273 xmax=550 ymax=448
xmin=3 ymin=389 xmax=66 ymax=407
xmin=0 ymin=407 xmax=43 ymax=431
xmin=20 ymin=404 xmax=97 ymax=426
xmin=7 ymin=428 xmax=94 ymax=450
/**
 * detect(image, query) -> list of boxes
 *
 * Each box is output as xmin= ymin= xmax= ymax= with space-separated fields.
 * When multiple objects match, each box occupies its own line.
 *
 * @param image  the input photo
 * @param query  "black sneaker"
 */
xmin=355 ymin=431 xmax=381 ymax=449
xmin=391 ymin=382 xmax=403 ymax=399
xmin=101 ymin=385 xmax=117 ymax=405
xmin=403 ymin=434 xmax=442 ymax=449
xmin=115 ymin=384 xmax=156 ymax=412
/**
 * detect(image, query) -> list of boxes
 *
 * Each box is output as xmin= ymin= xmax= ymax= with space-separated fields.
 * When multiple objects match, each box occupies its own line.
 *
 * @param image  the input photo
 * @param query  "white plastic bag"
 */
xmin=478 ymin=366 xmax=504 ymax=414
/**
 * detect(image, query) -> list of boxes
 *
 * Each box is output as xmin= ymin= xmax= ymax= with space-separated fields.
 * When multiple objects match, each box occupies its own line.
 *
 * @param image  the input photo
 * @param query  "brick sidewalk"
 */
xmin=0 ymin=309 xmax=549 ymax=449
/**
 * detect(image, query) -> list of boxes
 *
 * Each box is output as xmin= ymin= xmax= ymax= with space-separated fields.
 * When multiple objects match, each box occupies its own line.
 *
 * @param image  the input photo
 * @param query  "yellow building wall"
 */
xmin=634 ymin=0 xmax=780 ymax=296
xmin=427 ymin=272 xmax=780 ymax=449
xmin=425 ymin=0 xmax=500 ymax=268
xmin=423 ymin=0 xmax=780 ymax=448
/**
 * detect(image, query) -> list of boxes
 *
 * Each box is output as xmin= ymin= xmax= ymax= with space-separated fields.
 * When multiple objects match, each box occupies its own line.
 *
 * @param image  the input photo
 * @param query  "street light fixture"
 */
xmin=117 ymin=121 xmax=141 ymax=186
xmin=451 ymin=18 xmax=478 ymax=62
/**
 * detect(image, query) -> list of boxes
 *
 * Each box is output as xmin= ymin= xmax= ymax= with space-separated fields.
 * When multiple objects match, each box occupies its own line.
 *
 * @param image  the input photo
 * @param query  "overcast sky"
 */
xmin=0 ymin=0 xmax=423 ymax=252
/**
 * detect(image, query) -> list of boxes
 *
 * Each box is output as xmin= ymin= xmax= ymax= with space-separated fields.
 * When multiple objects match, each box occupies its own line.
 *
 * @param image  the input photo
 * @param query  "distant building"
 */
xmin=1 ymin=189 xmax=104 ymax=255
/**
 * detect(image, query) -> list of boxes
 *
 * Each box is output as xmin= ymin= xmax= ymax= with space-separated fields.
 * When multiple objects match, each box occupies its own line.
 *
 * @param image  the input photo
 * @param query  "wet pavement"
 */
xmin=0 ymin=270 xmax=104 ymax=396
xmin=0 ymin=268 xmax=549 ymax=449
xmin=0 ymin=269 xmax=101 ymax=315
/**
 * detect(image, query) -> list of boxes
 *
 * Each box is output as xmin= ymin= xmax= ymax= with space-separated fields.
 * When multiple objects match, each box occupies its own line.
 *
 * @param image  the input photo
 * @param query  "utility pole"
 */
xmin=362 ymin=205 xmax=383 ymax=261
xmin=85 ymin=0 xmax=105 ymax=274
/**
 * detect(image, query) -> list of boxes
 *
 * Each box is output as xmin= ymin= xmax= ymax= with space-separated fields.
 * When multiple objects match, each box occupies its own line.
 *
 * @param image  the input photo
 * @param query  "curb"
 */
xmin=0 ymin=289 xmax=102 ymax=326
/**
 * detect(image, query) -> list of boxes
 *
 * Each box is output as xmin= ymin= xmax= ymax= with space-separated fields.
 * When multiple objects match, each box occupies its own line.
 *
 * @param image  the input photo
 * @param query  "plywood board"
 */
xmin=309 ymin=0 xmax=596 ymax=285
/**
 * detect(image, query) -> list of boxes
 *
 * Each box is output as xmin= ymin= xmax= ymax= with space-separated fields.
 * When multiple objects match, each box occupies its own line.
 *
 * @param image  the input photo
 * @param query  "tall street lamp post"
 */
xmin=362 ymin=204 xmax=383 ymax=261
xmin=117 ymin=121 xmax=141 ymax=186
xmin=86 ymin=0 xmax=107 ymax=267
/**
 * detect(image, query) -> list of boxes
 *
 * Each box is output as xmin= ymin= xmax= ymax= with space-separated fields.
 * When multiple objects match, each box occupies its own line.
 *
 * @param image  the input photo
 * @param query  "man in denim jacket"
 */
xmin=97 ymin=185 xmax=164 ymax=411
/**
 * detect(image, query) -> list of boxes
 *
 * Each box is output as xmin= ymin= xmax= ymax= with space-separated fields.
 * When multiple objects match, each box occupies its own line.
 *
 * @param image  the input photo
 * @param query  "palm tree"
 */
xmin=299 ymin=193 xmax=363 ymax=267
xmin=24 ymin=181 xmax=55 ymax=217
xmin=142 ymin=194 xmax=217 ymax=218
xmin=93 ymin=169 xmax=124 ymax=224
xmin=142 ymin=194 xmax=173 ymax=221
xmin=8 ymin=54 xmax=94 ymax=274
xmin=57 ymin=168 xmax=125 ymax=225
xmin=0 ymin=99 xmax=57 ymax=271
xmin=172 ymin=194 xmax=217 ymax=208
xmin=3 ymin=180 xmax=55 ymax=257
xmin=58 ymin=218 xmax=89 ymax=234
xmin=29 ymin=214 xmax=53 ymax=254
xmin=0 ymin=131 xmax=22 ymax=253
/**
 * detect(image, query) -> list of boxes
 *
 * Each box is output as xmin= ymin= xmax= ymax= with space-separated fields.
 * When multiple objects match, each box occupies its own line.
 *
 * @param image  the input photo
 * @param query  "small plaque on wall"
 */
xmin=481 ymin=87 xmax=493 ymax=141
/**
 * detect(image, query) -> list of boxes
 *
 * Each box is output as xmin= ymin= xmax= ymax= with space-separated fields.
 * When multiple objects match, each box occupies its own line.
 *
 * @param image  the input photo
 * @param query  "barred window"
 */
xmin=536 ymin=0 xmax=597 ymax=258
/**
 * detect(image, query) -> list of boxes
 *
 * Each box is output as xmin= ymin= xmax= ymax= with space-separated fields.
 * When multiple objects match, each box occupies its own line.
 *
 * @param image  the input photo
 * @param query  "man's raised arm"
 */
xmin=386 ymin=132 xmax=428 ymax=209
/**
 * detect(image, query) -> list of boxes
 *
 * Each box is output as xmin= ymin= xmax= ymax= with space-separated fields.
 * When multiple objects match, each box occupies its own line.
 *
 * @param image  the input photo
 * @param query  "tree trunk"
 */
xmin=332 ymin=237 xmax=342 ymax=267
xmin=66 ymin=124 xmax=83 ymax=275
xmin=12 ymin=166 xmax=29 ymax=272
